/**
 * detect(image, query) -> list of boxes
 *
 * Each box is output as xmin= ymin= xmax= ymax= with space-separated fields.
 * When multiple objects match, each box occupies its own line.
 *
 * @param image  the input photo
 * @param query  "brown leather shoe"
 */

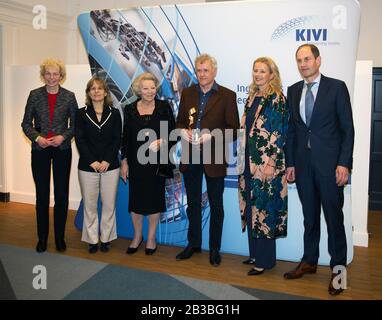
xmin=284 ymin=261 xmax=317 ymax=279
xmin=328 ymin=273 xmax=345 ymax=295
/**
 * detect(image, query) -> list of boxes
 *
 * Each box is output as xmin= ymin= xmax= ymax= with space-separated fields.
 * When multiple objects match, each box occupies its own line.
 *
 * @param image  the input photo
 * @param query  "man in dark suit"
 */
xmin=284 ymin=44 xmax=354 ymax=295
xmin=175 ymin=54 xmax=240 ymax=266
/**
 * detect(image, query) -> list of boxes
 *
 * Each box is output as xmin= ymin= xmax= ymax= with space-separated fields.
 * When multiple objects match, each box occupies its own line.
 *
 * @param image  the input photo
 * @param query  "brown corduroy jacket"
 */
xmin=176 ymin=84 xmax=240 ymax=177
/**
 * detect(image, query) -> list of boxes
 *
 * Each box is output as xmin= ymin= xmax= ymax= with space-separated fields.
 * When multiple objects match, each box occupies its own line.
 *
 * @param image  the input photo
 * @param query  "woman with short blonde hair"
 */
xmin=39 ymin=58 xmax=67 ymax=84
xmin=131 ymin=72 xmax=160 ymax=96
xmin=22 ymin=58 xmax=78 ymax=253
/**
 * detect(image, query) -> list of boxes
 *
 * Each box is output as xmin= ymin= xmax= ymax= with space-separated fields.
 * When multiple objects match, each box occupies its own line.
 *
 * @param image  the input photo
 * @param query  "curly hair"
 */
xmin=39 ymin=58 xmax=66 ymax=84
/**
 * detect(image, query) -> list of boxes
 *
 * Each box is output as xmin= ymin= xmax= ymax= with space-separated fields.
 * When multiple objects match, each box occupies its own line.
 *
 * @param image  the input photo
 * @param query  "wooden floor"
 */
xmin=0 ymin=201 xmax=381 ymax=300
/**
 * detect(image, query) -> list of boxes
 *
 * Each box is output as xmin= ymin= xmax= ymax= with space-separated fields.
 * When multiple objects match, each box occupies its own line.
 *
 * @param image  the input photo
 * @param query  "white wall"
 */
xmin=351 ymin=60 xmax=373 ymax=247
xmin=357 ymin=0 xmax=382 ymax=66
xmin=0 ymin=1 xmax=70 ymax=65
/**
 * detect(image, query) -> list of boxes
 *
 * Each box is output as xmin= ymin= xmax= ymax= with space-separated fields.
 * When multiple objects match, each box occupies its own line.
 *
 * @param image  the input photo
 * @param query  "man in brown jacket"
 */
xmin=175 ymin=54 xmax=239 ymax=266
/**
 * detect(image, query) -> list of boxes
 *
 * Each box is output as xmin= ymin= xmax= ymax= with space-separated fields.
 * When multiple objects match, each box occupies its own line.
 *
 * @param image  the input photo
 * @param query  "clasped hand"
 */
xmin=37 ymin=135 xmax=64 ymax=148
xmin=90 ymin=161 xmax=110 ymax=173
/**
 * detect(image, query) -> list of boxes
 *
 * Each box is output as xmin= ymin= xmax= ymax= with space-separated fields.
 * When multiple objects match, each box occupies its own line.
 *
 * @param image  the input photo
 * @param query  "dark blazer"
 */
xmin=21 ymin=86 xmax=78 ymax=150
xmin=75 ymin=105 xmax=122 ymax=172
xmin=286 ymin=74 xmax=355 ymax=177
xmin=176 ymin=84 xmax=240 ymax=177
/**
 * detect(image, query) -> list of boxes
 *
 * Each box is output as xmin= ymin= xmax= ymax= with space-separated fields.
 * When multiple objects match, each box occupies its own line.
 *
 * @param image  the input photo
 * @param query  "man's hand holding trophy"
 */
xmin=181 ymin=107 xmax=211 ymax=145
xmin=189 ymin=107 xmax=201 ymax=145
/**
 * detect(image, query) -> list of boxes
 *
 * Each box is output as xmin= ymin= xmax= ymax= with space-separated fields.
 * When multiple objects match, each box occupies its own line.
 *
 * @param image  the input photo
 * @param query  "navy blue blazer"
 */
xmin=75 ymin=105 xmax=122 ymax=172
xmin=285 ymin=74 xmax=354 ymax=177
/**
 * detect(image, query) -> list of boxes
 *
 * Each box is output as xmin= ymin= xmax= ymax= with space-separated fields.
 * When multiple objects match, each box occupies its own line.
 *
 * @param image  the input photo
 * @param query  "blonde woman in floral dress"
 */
xmin=238 ymin=57 xmax=289 ymax=275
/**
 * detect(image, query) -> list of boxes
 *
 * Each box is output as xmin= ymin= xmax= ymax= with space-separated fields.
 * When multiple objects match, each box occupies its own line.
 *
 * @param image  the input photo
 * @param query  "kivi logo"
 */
xmin=296 ymin=29 xmax=327 ymax=41
xmin=271 ymin=5 xmax=347 ymax=42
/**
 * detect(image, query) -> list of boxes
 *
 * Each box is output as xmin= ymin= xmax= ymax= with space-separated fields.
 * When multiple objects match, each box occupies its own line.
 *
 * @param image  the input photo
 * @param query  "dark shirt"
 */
xmin=196 ymin=82 xmax=219 ymax=129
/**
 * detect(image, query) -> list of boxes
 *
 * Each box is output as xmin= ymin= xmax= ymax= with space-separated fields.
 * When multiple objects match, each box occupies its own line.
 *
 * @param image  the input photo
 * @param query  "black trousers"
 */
xmin=31 ymin=147 xmax=72 ymax=241
xmin=296 ymin=150 xmax=347 ymax=268
xmin=183 ymin=164 xmax=225 ymax=251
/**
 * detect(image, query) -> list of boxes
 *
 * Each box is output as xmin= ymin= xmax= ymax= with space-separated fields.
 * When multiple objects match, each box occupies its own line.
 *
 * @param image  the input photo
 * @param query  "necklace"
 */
xmin=138 ymin=102 xmax=154 ymax=116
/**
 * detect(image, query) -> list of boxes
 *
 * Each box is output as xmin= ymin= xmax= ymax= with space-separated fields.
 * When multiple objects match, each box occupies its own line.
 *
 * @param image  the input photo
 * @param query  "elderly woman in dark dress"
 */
xmin=120 ymin=72 xmax=175 ymax=255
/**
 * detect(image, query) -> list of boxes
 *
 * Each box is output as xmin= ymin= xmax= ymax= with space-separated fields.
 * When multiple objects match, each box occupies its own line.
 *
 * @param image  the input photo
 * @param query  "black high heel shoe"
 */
xmin=126 ymin=239 xmax=143 ymax=254
xmin=242 ymin=258 xmax=255 ymax=265
xmin=247 ymin=267 xmax=265 ymax=276
xmin=145 ymin=247 xmax=157 ymax=255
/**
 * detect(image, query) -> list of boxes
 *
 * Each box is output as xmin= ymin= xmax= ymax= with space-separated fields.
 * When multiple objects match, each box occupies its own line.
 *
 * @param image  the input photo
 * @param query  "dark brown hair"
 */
xmin=295 ymin=44 xmax=320 ymax=58
xmin=85 ymin=77 xmax=113 ymax=107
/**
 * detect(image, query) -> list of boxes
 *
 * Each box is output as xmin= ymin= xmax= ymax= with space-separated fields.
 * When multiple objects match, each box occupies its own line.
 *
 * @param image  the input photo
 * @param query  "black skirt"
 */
xmin=128 ymin=176 xmax=166 ymax=215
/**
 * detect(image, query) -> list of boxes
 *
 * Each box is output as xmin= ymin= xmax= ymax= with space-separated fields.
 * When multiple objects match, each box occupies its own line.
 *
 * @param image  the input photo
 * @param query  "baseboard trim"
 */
xmin=0 ymin=192 xmax=10 ymax=202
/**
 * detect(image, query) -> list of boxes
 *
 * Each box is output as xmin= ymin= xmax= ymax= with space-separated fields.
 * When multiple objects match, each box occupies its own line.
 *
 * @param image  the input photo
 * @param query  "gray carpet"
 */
xmin=0 ymin=243 xmax=314 ymax=300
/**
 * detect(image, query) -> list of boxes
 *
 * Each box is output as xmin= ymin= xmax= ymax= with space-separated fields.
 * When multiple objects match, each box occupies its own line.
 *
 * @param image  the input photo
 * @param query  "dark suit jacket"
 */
xmin=21 ymin=86 xmax=78 ymax=150
xmin=176 ymin=84 xmax=240 ymax=177
xmin=285 ymin=74 xmax=355 ymax=177
xmin=75 ymin=105 xmax=122 ymax=172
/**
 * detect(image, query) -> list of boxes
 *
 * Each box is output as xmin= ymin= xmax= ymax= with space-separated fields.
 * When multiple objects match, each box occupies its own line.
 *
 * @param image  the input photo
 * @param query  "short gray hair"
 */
xmin=195 ymin=53 xmax=217 ymax=70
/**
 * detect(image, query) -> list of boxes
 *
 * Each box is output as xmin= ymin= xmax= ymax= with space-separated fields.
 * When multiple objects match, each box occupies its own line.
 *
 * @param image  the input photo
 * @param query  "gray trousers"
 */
xmin=78 ymin=168 xmax=119 ymax=244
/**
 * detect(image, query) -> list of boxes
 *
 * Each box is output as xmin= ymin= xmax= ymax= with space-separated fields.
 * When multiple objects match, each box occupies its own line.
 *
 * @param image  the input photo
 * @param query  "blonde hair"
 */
xmin=132 ymin=72 xmax=160 ymax=96
xmin=248 ymin=57 xmax=283 ymax=98
xmin=39 ymin=58 xmax=66 ymax=84
xmin=194 ymin=53 xmax=217 ymax=70
xmin=85 ymin=76 xmax=113 ymax=107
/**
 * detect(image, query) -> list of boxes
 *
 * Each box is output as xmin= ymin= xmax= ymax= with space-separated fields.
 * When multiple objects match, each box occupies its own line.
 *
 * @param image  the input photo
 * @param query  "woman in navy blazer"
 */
xmin=22 ymin=58 xmax=78 ymax=253
xmin=75 ymin=77 xmax=122 ymax=254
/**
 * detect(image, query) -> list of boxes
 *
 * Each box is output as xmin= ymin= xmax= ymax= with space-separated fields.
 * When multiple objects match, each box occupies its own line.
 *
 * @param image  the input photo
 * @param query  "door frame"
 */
xmin=0 ymin=24 xmax=8 ymax=201
xmin=369 ymin=67 xmax=382 ymax=211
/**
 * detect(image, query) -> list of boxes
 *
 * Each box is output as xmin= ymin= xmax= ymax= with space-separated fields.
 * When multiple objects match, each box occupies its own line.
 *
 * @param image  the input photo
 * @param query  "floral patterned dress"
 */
xmin=238 ymin=92 xmax=289 ymax=239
